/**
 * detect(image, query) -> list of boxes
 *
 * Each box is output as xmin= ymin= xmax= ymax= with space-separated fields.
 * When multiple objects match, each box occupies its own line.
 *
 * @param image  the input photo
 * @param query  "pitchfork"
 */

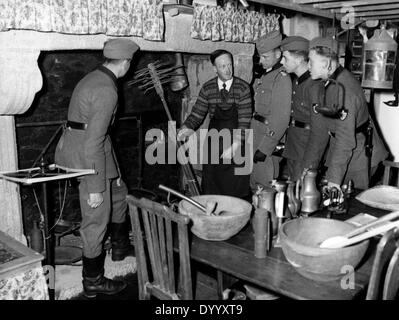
xmin=128 ymin=61 xmax=201 ymax=196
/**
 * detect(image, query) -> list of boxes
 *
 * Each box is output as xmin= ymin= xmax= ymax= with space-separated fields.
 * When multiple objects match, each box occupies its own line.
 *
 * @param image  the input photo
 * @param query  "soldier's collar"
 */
xmin=328 ymin=65 xmax=344 ymax=81
xmin=296 ymin=70 xmax=310 ymax=85
xmin=265 ymin=63 xmax=282 ymax=75
xmin=97 ymin=65 xmax=118 ymax=86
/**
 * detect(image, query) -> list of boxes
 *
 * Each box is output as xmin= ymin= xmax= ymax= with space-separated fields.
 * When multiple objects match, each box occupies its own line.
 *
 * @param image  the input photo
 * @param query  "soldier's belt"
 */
xmin=329 ymin=120 xmax=369 ymax=138
xmin=66 ymin=120 xmax=87 ymax=130
xmin=253 ymin=112 xmax=269 ymax=125
xmin=290 ymin=119 xmax=310 ymax=130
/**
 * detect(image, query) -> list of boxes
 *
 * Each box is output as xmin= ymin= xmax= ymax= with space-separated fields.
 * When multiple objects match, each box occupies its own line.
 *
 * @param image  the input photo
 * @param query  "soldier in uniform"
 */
xmin=280 ymin=36 xmax=330 ymax=182
xmin=308 ymin=37 xmax=388 ymax=191
xmin=250 ymin=30 xmax=292 ymax=191
xmin=55 ymin=39 xmax=138 ymax=298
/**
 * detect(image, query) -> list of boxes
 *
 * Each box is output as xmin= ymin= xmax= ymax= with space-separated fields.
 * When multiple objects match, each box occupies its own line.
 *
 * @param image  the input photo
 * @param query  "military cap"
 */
xmin=309 ymin=37 xmax=339 ymax=54
xmin=280 ymin=36 xmax=309 ymax=52
xmin=103 ymin=39 xmax=139 ymax=59
xmin=255 ymin=30 xmax=282 ymax=54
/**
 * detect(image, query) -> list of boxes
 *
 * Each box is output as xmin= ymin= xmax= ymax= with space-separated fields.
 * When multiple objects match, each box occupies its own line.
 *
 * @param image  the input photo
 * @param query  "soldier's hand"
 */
xmin=327 ymin=181 xmax=344 ymax=203
xmin=88 ymin=193 xmax=103 ymax=208
xmin=253 ymin=149 xmax=267 ymax=163
xmin=327 ymin=181 xmax=341 ymax=191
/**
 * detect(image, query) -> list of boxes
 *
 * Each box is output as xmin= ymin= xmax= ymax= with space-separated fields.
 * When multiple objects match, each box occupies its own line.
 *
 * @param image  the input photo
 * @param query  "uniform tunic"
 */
xmin=323 ymin=66 xmax=388 ymax=188
xmin=55 ymin=66 xmax=128 ymax=258
xmin=250 ymin=64 xmax=292 ymax=190
xmin=183 ymin=77 xmax=252 ymax=198
xmin=283 ymin=71 xmax=330 ymax=181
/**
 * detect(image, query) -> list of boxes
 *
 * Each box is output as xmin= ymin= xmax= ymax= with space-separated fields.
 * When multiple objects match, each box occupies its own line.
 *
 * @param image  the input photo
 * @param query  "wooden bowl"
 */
xmin=279 ymin=218 xmax=369 ymax=282
xmin=178 ymin=195 xmax=252 ymax=241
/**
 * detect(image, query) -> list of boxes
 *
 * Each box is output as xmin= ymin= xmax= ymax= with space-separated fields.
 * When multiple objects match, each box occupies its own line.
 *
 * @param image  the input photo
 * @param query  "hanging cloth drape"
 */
xmin=190 ymin=4 xmax=280 ymax=43
xmin=0 ymin=0 xmax=165 ymax=41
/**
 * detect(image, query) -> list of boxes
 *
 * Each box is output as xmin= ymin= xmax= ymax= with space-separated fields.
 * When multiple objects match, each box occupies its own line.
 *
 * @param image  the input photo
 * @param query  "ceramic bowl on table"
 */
xmin=279 ymin=217 xmax=370 ymax=282
xmin=178 ymin=195 xmax=252 ymax=241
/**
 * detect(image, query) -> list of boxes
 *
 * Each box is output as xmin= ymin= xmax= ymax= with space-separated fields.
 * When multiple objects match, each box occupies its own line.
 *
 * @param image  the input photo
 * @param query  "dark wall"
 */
xmin=16 ymin=50 xmax=184 ymax=235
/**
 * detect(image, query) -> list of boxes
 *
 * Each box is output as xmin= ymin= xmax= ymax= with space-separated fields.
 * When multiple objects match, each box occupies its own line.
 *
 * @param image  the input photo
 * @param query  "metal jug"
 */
xmin=253 ymin=186 xmax=278 ymax=237
xmin=299 ymin=169 xmax=321 ymax=214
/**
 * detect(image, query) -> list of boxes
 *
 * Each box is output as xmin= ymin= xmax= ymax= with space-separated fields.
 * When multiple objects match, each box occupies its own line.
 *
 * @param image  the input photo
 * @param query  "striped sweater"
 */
xmin=183 ymin=76 xmax=253 ymax=139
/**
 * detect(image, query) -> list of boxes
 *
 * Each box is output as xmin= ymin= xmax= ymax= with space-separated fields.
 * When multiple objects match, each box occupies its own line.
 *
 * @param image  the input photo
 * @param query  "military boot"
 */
xmin=82 ymin=252 xmax=127 ymax=298
xmin=110 ymin=222 xmax=135 ymax=262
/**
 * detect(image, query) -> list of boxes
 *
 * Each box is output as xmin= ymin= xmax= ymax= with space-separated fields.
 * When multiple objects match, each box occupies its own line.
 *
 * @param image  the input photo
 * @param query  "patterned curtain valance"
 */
xmin=190 ymin=4 xmax=280 ymax=43
xmin=0 ymin=0 xmax=165 ymax=41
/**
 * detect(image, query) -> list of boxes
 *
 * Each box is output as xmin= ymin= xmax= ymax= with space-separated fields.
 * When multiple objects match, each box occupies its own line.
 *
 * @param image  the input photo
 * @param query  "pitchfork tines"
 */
xmin=127 ymin=60 xmax=185 ymax=95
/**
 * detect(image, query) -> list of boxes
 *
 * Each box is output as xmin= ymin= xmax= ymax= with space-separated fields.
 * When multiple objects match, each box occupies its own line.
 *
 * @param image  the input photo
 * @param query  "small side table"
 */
xmin=0 ymin=163 xmax=95 ymax=300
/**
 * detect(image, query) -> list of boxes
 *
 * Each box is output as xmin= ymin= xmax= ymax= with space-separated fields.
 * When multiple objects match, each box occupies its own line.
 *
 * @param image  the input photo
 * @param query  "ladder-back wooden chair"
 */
xmin=366 ymin=228 xmax=399 ymax=300
xmin=126 ymin=194 xmax=193 ymax=300
xmin=383 ymin=245 xmax=399 ymax=299
xmin=382 ymin=160 xmax=399 ymax=187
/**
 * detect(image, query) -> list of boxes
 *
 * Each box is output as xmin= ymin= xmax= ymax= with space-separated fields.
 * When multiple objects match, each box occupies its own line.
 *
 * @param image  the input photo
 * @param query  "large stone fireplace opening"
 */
xmin=16 ymin=50 xmax=188 ymax=239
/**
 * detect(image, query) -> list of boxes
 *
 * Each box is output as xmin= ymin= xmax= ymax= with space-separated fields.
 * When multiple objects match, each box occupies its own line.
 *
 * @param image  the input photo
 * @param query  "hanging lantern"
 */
xmin=362 ymin=27 xmax=398 ymax=89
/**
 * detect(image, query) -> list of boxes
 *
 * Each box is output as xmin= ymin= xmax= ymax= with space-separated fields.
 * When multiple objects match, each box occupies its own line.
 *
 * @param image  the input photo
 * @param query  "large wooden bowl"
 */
xmin=279 ymin=218 xmax=369 ymax=282
xmin=178 ymin=195 xmax=252 ymax=241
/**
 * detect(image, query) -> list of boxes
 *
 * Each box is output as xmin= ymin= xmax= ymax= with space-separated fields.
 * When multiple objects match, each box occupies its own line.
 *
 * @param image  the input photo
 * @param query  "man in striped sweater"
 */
xmin=178 ymin=49 xmax=252 ymax=199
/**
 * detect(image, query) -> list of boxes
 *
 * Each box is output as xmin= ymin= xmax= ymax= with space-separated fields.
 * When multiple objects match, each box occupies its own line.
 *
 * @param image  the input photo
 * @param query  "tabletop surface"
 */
xmin=188 ymin=194 xmax=389 ymax=300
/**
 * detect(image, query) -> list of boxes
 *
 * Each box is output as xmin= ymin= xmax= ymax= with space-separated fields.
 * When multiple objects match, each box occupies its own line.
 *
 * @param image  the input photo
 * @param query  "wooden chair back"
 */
xmin=382 ymin=160 xmax=399 ymax=187
xmin=366 ymin=228 xmax=399 ymax=300
xmin=383 ymin=245 xmax=399 ymax=299
xmin=126 ymin=194 xmax=193 ymax=300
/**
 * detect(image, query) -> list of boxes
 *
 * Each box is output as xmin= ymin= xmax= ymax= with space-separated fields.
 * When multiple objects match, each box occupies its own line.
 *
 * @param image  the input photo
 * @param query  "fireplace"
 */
xmin=0 ymin=9 xmax=254 ymax=242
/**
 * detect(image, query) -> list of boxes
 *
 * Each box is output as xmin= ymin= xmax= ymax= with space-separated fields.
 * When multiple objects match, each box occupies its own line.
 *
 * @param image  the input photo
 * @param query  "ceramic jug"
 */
xmin=300 ymin=169 xmax=321 ymax=213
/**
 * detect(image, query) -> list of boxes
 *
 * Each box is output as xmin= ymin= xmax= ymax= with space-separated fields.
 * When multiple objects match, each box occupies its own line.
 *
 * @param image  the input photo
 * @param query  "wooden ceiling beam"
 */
xmin=332 ymin=3 xmax=399 ymax=13
xmin=249 ymin=0 xmax=334 ymax=19
xmin=315 ymin=0 xmax=399 ymax=9
xmin=358 ymin=14 xmax=399 ymax=20
xmin=352 ymin=9 xmax=399 ymax=17
xmin=292 ymin=0 xmax=337 ymax=3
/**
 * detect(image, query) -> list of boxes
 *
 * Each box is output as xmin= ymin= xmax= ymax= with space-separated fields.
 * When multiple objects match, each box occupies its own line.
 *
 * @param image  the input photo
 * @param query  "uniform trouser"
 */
xmin=286 ymin=158 xmax=304 ymax=182
xmin=250 ymin=155 xmax=280 ymax=192
xmin=79 ymin=178 xmax=128 ymax=258
xmin=344 ymin=166 xmax=377 ymax=190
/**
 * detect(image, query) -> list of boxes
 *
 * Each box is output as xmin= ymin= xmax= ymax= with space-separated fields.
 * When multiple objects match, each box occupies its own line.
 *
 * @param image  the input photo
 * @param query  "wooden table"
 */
xmin=189 ymin=196 xmax=389 ymax=300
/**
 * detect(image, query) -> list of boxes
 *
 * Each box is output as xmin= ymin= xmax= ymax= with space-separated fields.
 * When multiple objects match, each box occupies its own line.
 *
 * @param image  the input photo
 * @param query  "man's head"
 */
xmin=308 ymin=37 xmax=339 ymax=80
xmin=255 ymin=31 xmax=282 ymax=70
xmin=280 ymin=36 xmax=309 ymax=75
xmin=103 ymin=39 xmax=139 ymax=78
xmin=210 ymin=50 xmax=234 ymax=82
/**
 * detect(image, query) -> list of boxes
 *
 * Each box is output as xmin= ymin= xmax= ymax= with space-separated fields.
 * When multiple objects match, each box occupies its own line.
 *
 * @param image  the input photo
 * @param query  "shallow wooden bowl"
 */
xmin=178 ymin=195 xmax=252 ymax=241
xmin=279 ymin=218 xmax=369 ymax=282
